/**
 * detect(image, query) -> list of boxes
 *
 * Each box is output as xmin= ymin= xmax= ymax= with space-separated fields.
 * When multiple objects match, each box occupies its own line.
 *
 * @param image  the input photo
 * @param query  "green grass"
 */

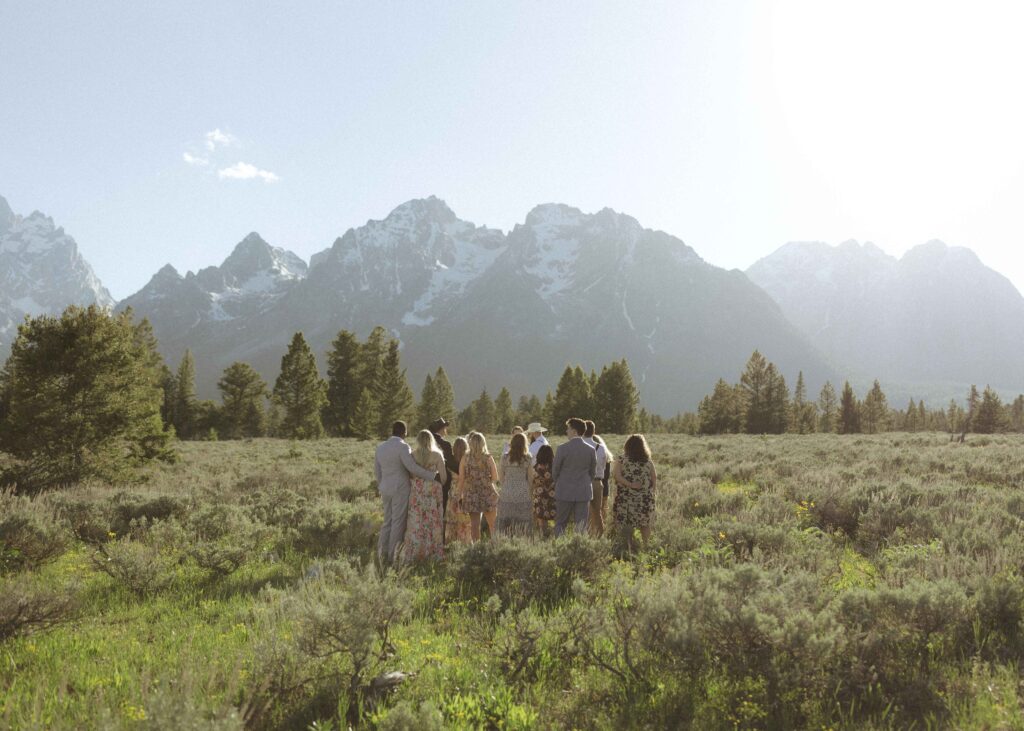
xmin=3 ymin=433 xmax=1024 ymax=729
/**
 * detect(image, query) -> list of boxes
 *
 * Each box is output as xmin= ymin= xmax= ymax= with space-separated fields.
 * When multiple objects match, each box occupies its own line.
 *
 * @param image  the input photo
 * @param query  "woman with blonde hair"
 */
xmin=402 ymin=429 xmax=447 ymax=562
xmin=445 ymin=436 xmax=472 ymax=544
xmin=458 ymin=431 xmax=499 ymax=541
xmin=497 ymin=431 xmax=534 ymax=535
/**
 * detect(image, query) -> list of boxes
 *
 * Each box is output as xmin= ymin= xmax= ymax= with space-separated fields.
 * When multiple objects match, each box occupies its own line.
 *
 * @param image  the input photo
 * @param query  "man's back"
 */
xmin=375 ymin=436 xmax=435 ymax=495
xmin=552 ymin=437 xmax=596 ymax=502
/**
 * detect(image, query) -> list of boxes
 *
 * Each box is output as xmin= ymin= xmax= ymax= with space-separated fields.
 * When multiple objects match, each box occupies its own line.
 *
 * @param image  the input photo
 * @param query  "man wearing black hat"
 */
xmin=430 ymin=417 xmax=458 ymax=517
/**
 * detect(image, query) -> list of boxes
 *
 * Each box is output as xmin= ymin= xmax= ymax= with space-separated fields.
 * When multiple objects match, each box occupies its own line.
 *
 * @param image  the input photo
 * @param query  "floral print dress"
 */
xmin=403 ymin=453 xmax=445 ymax=563
xmin=612 ymin=457 xmax=655 ymax=529
xmin=445 ymin=457 xmax=472 ymax=544
xmin=497 ymin=455 xmax=533 ymax=533
xmin=460 ymin=454 xmax=498 ymax=513
xmin=531 ymin=463 xmax=556 ymax=521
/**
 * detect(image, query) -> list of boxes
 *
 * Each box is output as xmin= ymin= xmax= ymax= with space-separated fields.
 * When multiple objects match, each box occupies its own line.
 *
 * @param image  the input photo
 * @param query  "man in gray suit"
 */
xmin=552 ymin=417 xmax=597 ymax=536
xmin=374 ymin=420 xmax=441 ymax=565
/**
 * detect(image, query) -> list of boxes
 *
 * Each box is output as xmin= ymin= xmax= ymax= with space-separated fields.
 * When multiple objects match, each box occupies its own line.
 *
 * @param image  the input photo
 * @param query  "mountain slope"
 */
xmin=747 ymin=240 xmax=1024 ymax=394
xmin=0 ymin=195 xmax=114 ymax=350
xmin=122 ymin=198 xmax=835 ymax=411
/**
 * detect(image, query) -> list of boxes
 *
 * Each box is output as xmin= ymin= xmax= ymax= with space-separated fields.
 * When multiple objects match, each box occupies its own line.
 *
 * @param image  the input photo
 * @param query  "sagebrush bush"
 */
xmin=93 ymin=536 xmax=179 ymax=597
xmin=0 ymin=574 xmax=78 ymax=641
xmin=247 ymin=560 xmax=415 ymax=729
xmin=290 ymin=498 xmax=381 ymax=558
xmin=0 ymin=493 xmax=71 ymax=573
xmin=109 ymin=491 xmax=189 ymax=536
xmin=447 ymin=535 xmax=610 ymax=610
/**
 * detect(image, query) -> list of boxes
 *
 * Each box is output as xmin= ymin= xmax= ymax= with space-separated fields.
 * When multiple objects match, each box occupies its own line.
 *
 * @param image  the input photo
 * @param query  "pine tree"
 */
xmin=172 ymin=349 xmax=198 ymax=439
xmin=542 ymin=391 xmax=556 ymax=429
xmin=839 ymin=381 xmax=860 ymax=434
xmin=739 ymin=350 xmax=772 ymax=433
xmin=374 ymin=339 xmax=414 ymax=438
xmin=0 ymin=305 xmax=175 ymax=490
xmin=790 ymin=371 xmax=817 ymax=434
xmin=494 ymin=387 xmax=515 ymax=432
xmin=698 ymin=378 xmax=744 ymax=434
xmin=471 ymin=389 xmax=495 ymax=433
xmin=904 ymin=398 xmax=918 ymax=432
xmin=552 ymin=365 xmax=592 ymax=427
xmin=818 ymin=381 xmax=838 ymax=433
xmin=324 ymin=329 xmax=361 ymax=436
xmin=946 ymin=398 xmax=964 ymax=435
xmin=593 ymin=360 xmax=640 ymax=434
xmin=430 ymin=367 xmax=456 ymax=429
xmin=862 ymin=380 xmax=888 ymax=434
xmin=917 ymin=400 xmax=928 ymax=431
xmin=415 ymin=373 xmax=436 ymax=431
xmin=973 ymin=386 xmax=1006 ymax=434
xmin=765 ymin=365 xmax=790 ymax=434
xmin=965 ymin=385 xmax=981 ymax=433
xmin=1010 ymin=395 xmax=1024 ymax=433
xmin=350 ymin=387 xmax=378 ymax=440
xmin=217 ymin=362 xmax=268 ymax=439
xmin=272 ymin=332 xmax=327 ymax=439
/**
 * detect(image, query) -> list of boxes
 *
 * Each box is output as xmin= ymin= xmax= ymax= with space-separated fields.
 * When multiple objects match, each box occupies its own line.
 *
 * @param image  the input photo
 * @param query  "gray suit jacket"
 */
xmin=374 ymin=436 xmax=437 ymax=496
xmin=552 ymin=437 xmax=597 ymax=502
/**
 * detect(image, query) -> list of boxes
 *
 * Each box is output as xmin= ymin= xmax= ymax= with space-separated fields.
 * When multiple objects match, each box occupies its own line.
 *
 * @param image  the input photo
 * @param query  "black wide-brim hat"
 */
xmin=429 ymin=417 xmax=450 ymax=432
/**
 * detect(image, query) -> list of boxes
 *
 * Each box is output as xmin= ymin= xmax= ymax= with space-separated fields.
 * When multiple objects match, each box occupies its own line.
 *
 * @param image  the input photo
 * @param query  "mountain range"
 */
xmin=2 ymin=192 xmax=1022 ymax=413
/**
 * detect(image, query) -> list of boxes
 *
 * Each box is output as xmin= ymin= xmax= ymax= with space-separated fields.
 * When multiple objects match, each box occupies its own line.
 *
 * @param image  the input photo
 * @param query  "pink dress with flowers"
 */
xmin=401 ymin=452 xmax=445 ymax=563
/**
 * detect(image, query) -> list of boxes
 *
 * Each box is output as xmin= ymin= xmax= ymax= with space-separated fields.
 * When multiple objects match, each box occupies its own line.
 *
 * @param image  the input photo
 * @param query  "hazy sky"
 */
xmin=2 ymin=1 xmax=1024 ymax=299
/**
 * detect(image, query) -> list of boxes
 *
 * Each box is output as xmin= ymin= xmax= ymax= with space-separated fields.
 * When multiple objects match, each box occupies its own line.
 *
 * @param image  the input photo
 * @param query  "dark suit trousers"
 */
xmin=554 ymin=500 xmax=589 ymax=536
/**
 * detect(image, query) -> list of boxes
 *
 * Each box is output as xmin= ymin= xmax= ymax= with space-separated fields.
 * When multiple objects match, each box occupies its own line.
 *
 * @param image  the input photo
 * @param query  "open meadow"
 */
xmin=4 ymin=433 xmax=1024 ymax=730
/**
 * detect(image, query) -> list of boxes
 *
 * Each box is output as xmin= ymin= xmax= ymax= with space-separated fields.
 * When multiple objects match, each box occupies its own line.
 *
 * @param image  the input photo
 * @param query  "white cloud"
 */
xmin=217 ymin=162 xmax=279 ymax=183
xmin=205 ymin=128 xmax=239 ymax=151
xmin=182 ymin=152 xmax=209 ymax=167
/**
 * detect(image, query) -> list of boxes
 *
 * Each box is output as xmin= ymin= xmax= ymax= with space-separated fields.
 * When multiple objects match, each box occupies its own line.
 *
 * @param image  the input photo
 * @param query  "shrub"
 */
xmin=0 ymin=493 xmax=71 ymax=573
xmin=372 ymin=700 xmax=444 ymax=731
xmin=0 ymin=575 xmax=78 ymax=641
xmin=447 ymin=535 xmax=610 ymax=610
xmin=50 ymin=492 xmax=114 ymax=544
xmin=291 ymin=499 xmax=381 ymax=558
xmin=93 ymin=537 xmax=178 ymax=597
xmin=186 ymin=504 xmax=267 ymax=576
xmin=108 ymin=491 xmax=189 ymax=536
xmin=247 ymin=560 xmax=414 ymax=729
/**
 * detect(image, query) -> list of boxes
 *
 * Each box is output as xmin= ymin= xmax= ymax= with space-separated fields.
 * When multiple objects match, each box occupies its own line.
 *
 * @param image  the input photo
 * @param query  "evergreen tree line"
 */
xmin=693 ymin=350 xmax=1024 ymax=436
xmin=165 ymin=327 xmax=647 ymax=441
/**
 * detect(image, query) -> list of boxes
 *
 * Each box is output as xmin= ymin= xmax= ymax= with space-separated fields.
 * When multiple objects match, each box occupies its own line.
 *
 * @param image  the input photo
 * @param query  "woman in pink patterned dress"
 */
xmin=401 ymin=430 xmax=447 ymax=563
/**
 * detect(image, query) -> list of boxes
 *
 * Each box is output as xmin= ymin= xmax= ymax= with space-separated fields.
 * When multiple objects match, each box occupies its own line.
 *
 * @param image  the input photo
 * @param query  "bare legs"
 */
xmin=470 ymin=510 xmax=496 ymax=541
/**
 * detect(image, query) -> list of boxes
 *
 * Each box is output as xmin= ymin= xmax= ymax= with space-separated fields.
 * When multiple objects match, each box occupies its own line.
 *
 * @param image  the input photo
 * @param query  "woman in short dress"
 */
xmin=402 ymin=430 xmax=447 ymax=563
xmin=497 ymin=432 xmax=534 ymax=536
xmin=530 ymin=444 xmax=556 ymax=536
xmin=445 ymin=436 xmax=472 ymax=544
xmin=612 ymin=434 xmax=657 ymax=553
xmin=458 ymin=431 xmax=499 ymax=541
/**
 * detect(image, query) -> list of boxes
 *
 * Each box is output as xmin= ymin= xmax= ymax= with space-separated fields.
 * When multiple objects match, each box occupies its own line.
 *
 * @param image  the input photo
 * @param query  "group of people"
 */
xmin=373 ymin=416 xmax=658 ymax=565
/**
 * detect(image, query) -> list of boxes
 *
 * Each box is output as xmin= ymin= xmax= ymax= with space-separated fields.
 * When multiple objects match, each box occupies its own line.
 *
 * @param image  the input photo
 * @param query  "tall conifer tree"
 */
xmin=273 ymin=332 xmax=326 ymax=439
xmin=324 ymin=329 xmax=361 ymax=436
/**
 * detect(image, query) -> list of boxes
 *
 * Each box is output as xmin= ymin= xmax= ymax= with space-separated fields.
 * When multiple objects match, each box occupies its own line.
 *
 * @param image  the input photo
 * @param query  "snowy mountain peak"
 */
xmin=0 ymin=198 xmax=114 ymax=347
xmin=384 ymin=196 xmax=458 ymax=227
xmin=524 ymin=203 xmax=585 ymax=228
xmin=0 ymin=196 xmax=14 ymax=235
xmin=220 ymin=232 xmax=307 ymax=284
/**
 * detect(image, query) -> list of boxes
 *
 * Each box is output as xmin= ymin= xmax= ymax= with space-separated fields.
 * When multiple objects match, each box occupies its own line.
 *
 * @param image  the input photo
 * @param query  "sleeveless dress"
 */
xmin=497 ymin=455 xmax=533 ymax=534
xmin=531 ymin=463 xmax=556 ymax=521
xmin=460 ymin=454 xmax=498 ymax=513
xmin=402 ymin=452 xmax=444 ymax=563
xmin=445 ymin=457 xmax=473 ymax=544
xmin=612 ymin=457 xmax=655 ymax=529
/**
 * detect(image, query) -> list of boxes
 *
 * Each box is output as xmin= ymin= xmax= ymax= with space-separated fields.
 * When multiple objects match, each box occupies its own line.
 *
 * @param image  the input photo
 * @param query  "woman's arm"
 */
xmin=488 ymin=455 xmax=499 ymax=482
xmin=649 ymin=462 xmax=657 ymax=492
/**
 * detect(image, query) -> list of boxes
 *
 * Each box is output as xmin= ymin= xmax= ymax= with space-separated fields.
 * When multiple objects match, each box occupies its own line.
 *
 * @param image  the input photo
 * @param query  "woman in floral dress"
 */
xmin=530 ymin=444 xmax=556 ymax=536
xmin=458 ymin=431 xmax=499 ymax=541
xmin=445 ymin=436 xmax=472 ymax=544
xmin=497 ymin=432 xmax=534 ymax=536
xmin=401 ymin=430 xmax=447 ymax=563
xmin=612 ymin=434 xmax=657 ymax=553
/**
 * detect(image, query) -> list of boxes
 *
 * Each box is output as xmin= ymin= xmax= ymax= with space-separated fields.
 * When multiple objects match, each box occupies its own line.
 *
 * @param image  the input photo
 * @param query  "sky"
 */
xmin=2 ymin=1 xmax=1024 ymax=300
